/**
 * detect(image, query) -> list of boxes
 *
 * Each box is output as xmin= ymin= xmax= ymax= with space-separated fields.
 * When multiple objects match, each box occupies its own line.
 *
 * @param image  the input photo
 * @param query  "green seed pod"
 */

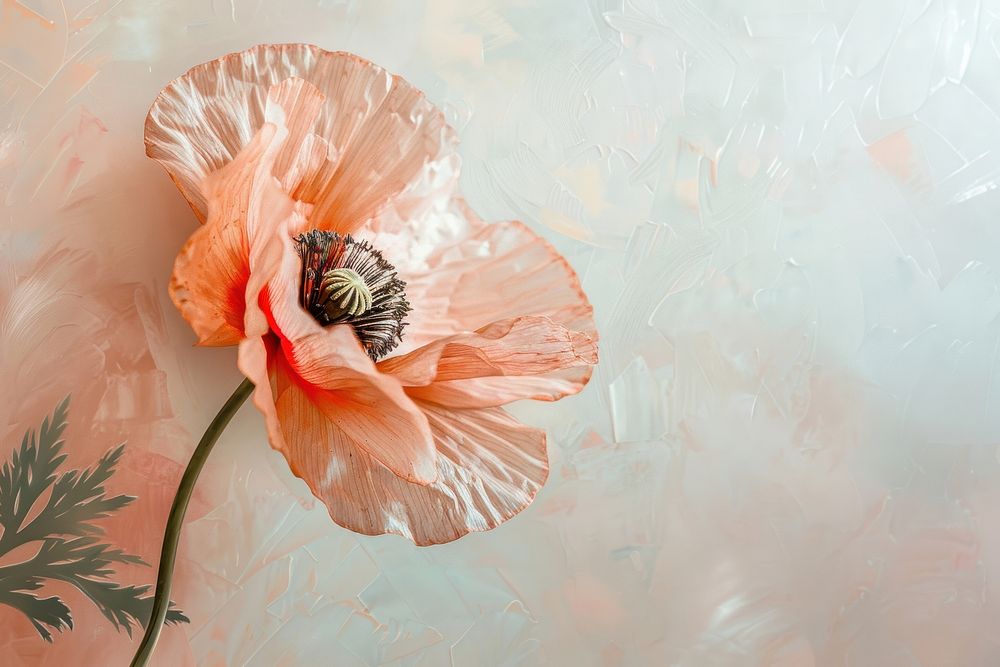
xmin=319 ymin=268 xmax=372 ymax=319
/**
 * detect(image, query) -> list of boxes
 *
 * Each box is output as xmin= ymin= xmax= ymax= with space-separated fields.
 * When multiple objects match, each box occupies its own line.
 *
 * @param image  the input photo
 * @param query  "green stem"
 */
xmin=130 ymin=378 xmax=254 ymax=667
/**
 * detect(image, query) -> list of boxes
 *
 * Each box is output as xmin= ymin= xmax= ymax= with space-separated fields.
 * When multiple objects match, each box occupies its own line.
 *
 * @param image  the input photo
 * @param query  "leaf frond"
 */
xmin=0 ymin=398 xmax=189 ymax=640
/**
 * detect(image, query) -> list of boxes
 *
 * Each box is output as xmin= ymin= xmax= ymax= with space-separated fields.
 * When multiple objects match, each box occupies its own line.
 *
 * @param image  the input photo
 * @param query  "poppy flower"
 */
xmin=145 ymin=43 xmax=598 ymax=546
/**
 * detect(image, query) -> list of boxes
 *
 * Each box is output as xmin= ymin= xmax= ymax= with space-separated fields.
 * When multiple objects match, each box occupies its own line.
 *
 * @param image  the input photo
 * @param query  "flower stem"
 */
xmin=131 ymin=378 xmax=254 ymax=667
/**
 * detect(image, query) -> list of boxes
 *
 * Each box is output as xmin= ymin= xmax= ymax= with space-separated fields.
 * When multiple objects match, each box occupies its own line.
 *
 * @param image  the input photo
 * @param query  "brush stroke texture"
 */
xmin=2 ymin=0 xmax=999 ymax=664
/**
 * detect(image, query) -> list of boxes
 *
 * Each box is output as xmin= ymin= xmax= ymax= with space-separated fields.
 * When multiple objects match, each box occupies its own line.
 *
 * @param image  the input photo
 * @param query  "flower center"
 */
xmin=294 ymin=230 xmax=410 ymax=360
xmin=320 ymin=268 xmax=372 ymax=318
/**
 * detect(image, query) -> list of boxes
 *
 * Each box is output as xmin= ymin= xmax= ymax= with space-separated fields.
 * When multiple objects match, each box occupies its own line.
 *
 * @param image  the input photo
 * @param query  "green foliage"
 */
xmin=0 ymin=397 xmax=189 ymax=641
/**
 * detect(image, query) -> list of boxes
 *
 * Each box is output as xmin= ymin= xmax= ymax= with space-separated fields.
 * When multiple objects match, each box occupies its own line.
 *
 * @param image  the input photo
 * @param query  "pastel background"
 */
xmin=2 ymin=0 xmax=999 ymax=664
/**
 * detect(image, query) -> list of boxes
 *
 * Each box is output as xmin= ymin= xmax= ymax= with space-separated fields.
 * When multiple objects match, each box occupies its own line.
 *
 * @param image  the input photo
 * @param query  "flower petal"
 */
xmin=241 ymin=227 xmax=437 ymax=485
xmin=382 ymin=316 xmax=596 ymax=383
xmin=269 ymin=378 xmax=547 ymax=545
xmin=238 ymin=333 xmax=286 ymax=454
xmin=168 ymin=127 xmax=279 ymax=346
xmin=378 ymin=316 xmax=596 ymax=407
xmin=380 ymin=207 xmax=597 ymax=354
xmin=146 ymin=43 xmax=458 ymax=232
xmin=373 ymin=206 xmax=599 ymax=406
xmin=403 ymin=367 xmax=595 ymax=409
xmin=168 ymin=78 xmax=324 ymax=346
xmin=441 ymin=219 xmax=596 ymax=335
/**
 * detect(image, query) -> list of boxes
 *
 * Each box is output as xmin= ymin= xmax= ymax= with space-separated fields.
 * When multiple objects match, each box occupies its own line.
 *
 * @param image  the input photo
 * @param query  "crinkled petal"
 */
xmin=264 ymin=78 xmax=331 ymax=194
xmin=146 ymin=43 xmax=459 ymax=233
xmin=378 ymin=316 xmax=596 ymax=407
xmin=269 ymin=377 xmax=547 ymax=545
xmin=372 ymin=206 xmax=599 ymax=406
xmin=403 ymin=367 xmax=594 ymax=409
xmin=169 ymin=77 xmax=323 ymax=346
xmin=441 ymin=219 xmax=596 ymax=335
xmin=238 ymin=333 xmax=286 ymax=455
xmin=168 ymin=187 xmax=251 ymax=346
xmin=241 ymin=226 xmax=437 ymax=485
xmin=381 ymin=316 xmax=596 ymax=384
xmin=379 ymin=207 xmax=597 ymax=354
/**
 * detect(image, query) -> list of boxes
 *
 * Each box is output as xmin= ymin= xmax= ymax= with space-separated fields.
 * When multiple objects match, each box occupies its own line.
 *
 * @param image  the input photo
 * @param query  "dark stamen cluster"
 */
xmin=294 ymin=230 xmax=411 ymax=360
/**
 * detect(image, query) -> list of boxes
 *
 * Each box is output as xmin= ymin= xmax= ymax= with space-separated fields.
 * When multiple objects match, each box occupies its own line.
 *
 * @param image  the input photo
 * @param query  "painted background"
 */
xmin=3 ymin=0 xmax=1000 ymax=664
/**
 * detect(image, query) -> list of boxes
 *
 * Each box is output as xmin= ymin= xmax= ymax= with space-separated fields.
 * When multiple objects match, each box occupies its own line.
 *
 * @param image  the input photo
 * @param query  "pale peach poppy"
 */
xmin=145 ymin=43 xmax=598 ymax=546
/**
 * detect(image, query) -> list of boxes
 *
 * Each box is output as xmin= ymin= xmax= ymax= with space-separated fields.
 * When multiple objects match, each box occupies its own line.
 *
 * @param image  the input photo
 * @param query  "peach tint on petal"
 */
xmin=168 ymin=123 xmax=278 ymax=346
xmin=271 ymin=375 xmax=547 ymax=546
xmin=370 ymin=204 xmax=599 ymax=409
xmin=145 ymin=43 xmax=459 ymax=234
xmin=440 ymin=220 xmax=596 ymax=336
xmin=374 ymin=208 xmax=597 ymax=355
xmin=169 ymin=76 xmax=324 ymax=347
xmin=381 ymin=316 xmax=596 ymax=383
xmin=378 ymin=316 xmax=596 ymax=407
xmin=255 ymin=237 xmax=437 ymax=485
xmin=404 ymin=366 xmax=595 ymax=409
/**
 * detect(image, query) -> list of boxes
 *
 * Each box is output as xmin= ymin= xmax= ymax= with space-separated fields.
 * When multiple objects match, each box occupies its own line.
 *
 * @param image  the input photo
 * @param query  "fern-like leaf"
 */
xmin=0 ymin=396 xmax=70 ymax=549
xmin=0 ymin=397 xmax=190 ymax=641
xmin=0 ymin=592 xmax=72 ymax=642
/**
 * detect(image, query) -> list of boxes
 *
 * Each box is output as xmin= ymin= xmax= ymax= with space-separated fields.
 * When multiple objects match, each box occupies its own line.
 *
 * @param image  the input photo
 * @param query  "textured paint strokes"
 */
xmin=4 ymin=0 xmax=1000 ymax=665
